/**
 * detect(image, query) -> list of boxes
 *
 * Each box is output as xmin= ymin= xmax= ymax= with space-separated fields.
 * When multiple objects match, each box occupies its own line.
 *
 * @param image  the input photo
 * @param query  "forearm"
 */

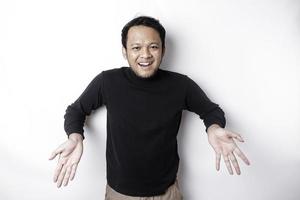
xmin=203 ymin=106 xmax=226 ymax=133
xmin=64 ymin=73 xmax=105 ymax=140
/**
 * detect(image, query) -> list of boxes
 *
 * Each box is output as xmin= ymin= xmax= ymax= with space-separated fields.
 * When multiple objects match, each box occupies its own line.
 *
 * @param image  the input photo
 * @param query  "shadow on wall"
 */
xmin=161 ymin=33 xmax=178 ymax=71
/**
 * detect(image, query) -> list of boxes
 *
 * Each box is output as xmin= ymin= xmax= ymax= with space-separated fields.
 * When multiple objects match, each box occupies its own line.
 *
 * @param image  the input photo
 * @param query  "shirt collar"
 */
xmin=123 ymin=66 xmax=162 ymax=86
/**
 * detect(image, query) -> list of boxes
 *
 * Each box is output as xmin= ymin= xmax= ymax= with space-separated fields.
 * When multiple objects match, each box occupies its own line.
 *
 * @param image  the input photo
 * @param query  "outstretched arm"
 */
xmin=183 ymin=75 xmax=250 ymax=174
xmin=64 ymin=71 xmax=105 ymax=140
xmin=49 ymin=72 xmax=105 ymax=187
xmin=207 ymin=124 xmax=250 ymax=175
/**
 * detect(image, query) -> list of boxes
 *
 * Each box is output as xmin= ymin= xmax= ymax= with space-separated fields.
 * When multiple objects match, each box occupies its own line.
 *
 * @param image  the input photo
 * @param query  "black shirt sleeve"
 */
xmin=63 ymin=72 xmax=105 ymax=140
xmin=184 ymin=75 xmax=226 ymax=132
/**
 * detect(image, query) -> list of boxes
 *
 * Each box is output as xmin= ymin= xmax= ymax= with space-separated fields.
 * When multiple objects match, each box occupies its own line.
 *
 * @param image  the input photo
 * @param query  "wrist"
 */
xmin=207 ymin=124 xmax=221 ymax=133
xmin=68 ymin=133 xmax=83 ymax=142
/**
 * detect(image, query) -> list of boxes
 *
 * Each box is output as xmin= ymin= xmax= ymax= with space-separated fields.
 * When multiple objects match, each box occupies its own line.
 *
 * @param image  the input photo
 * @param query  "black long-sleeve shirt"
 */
xmin=64 ymin=66 xmax=226 ymax=196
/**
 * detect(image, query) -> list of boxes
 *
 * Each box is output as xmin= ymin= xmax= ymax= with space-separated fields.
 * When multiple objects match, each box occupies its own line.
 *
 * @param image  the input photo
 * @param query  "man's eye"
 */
xmin=151 ymin=46 xmax=158 ymax=49
xmin=132 ymin=47 xmax=140 ymax=50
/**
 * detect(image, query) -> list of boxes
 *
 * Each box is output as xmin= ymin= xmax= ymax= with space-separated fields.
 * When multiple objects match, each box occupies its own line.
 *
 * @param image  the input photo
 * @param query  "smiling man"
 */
xmin=49 ymin=16 xmax=250 ymax=200
xmin=122 ymin=25 xmax=164 ymax=78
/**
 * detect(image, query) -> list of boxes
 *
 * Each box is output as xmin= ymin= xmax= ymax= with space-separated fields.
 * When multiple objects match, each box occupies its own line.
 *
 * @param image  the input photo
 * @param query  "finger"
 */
xmin=229 ymin=153 xmax=241 ymax=175
xmin=49 ymin=150 xmax=61 ymax=160
xmin=57 ymin=164 xmax=68 ymax=188
xmin=234 ymin=147 xmax=251 ymax=165
xmin=53 ymin=159 xmax=63 ymax=182
xmin=49 ymin=146 xmax=65 ymax=160
xmin=223 ymin=154 xmax=233 ymax=175
xmin=228 ymin=132 xmax=244 ymax=142
xmin=63 ymin=165 xmax=72 ymax=186
xmin=49 ymin=152 xmax=57 ymax=160
xmin=70 ymin=163 xmax=78 ymax=181
xmin=216 ymin=153 xmax=221 ymax=171
xmin=53 ymin=157 xmax=66 ymax=182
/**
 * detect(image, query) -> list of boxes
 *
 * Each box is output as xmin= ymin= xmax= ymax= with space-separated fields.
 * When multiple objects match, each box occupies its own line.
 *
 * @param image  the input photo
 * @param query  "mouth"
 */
xmin=138 ymin=62 xmax=153 ymax=68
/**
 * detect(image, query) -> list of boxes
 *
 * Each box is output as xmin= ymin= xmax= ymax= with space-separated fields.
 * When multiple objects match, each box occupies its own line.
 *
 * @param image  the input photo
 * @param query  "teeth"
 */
xmin=139 ymin=62 xmax=150 ymax=66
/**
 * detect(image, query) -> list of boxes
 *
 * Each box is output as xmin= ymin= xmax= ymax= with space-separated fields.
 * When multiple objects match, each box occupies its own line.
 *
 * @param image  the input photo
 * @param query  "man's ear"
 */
xmin=122 ymin=47 xmax=127 ymax=60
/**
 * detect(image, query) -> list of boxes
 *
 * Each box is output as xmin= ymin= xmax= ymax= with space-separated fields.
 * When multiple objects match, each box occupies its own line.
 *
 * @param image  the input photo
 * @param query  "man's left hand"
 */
xmin=207 ymin=124 xmax=250 ymax=175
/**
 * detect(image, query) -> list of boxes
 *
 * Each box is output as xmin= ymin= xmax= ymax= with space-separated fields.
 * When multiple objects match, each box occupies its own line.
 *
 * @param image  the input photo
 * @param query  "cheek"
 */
xmin=128 ymin=52 xmax=139 ymax=60
xmin=153 ymin=52 xmax=162 ymax=60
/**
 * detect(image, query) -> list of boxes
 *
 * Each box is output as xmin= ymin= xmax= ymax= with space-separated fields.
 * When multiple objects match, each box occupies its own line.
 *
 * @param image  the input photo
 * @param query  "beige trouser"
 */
xmin=104 ymin=179 xmax=183 ymax=200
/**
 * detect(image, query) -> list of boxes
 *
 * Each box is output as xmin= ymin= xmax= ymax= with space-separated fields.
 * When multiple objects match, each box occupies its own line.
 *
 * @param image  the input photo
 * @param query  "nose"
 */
xmin=140 ymin=47 xmax=152 ymax=58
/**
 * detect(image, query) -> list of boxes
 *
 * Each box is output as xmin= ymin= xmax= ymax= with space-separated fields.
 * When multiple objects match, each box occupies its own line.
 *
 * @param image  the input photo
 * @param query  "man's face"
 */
xmin=122 ymin=25 xmax=165 ymax=78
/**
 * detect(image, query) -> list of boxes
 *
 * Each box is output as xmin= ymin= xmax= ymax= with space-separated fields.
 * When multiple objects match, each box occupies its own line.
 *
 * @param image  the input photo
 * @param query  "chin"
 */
xmin=132 ymin=65 xmax=159 ymax=78
xmin=136 ymin=71 xmax=152 ymax=78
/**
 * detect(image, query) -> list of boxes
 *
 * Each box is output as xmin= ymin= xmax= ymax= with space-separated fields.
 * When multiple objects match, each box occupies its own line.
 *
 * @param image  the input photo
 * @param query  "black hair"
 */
xmin=121 ymin=16 xmax=166 ymax=49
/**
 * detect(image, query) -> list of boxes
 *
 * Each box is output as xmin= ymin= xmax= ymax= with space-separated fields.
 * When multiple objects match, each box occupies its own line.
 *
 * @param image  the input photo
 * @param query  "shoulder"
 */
xmin=94 ymin=67 xmax=125 ymax=81
xmin=161 ymin=69 xmax=197 ymax=83
xmin=160 ymin=69 xmax=203 ymax=91
xmin=159 ymin=68 xmax=191 ymax=89
xmin=159 ymin=68 xmax=188 ymax=80
xmin=101 ymin=67 xmax=123 ymax=75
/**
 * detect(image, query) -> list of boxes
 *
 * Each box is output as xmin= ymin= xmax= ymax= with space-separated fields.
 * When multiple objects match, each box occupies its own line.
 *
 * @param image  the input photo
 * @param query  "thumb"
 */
xmin=228 ymin=132 xmax=244 ymax=142
xmin=48 ymin=145 xmax=65 ymax=160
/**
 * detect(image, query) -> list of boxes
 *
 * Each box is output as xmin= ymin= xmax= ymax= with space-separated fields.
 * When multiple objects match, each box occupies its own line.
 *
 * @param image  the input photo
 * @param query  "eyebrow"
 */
xmin=130 ymin=42 xmax=159 ymax=46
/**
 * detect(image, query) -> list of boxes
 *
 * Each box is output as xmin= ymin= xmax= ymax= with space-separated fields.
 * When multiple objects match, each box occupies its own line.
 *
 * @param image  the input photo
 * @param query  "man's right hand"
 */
xmin=49 ymin=133 xmax=83 ymax=188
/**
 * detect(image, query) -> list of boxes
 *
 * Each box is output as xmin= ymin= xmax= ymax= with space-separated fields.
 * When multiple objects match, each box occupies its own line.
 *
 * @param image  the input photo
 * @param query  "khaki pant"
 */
xmin=105 ymin=179 xmax=183 ymax=200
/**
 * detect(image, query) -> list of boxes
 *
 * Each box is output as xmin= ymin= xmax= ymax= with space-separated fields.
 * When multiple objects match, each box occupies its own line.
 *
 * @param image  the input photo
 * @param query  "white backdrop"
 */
xmin=1 ymin=0 xmax=300 ymax=199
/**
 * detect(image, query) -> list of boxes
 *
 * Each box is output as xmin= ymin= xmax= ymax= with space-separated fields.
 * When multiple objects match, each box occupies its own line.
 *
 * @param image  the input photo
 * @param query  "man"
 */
xmin=49 ymin=16 xmax=250 ymax=200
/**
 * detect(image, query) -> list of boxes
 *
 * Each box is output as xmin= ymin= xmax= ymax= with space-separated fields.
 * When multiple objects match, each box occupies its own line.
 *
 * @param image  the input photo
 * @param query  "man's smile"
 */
xmin=138 ymin=62 xmax=153 ymax=68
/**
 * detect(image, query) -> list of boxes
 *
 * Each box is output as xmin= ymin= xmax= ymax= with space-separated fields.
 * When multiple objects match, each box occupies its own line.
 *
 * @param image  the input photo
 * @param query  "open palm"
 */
xmin=207 ymin=126 xmax=250 ymax=175
xmin=49 ymin=138 xmax=83 ymax=187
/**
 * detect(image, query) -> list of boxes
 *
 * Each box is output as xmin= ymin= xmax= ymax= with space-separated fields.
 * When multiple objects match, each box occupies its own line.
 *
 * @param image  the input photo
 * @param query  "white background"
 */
xmin=1 ymin=0 xmax=300 ymax=199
